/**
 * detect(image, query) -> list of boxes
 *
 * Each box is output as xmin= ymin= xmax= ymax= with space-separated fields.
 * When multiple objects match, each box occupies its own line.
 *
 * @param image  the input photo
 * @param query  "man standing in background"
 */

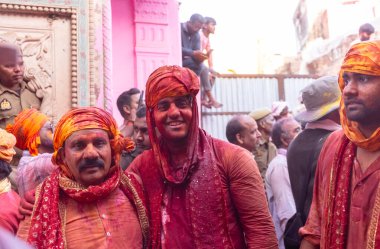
xmin=0 ymin=43 xmax=42 ymax=129
xmin=249 ymin=108 xmax=277 ymax=181
xmin=265 ymin=117 xmax=301 ymax=249
xmin=116 ymin=88 xmax=141 ymax=138
xmin=286 ymin=76 xmax=341 ymax=248
xmin=226 ymin=114 xmax=262 ymax=153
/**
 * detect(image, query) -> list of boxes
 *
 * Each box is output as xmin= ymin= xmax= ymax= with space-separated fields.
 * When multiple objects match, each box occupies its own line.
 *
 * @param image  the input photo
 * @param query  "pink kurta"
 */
xmin=0 ymin=190 xmax=20 ymax=234
xmin=300 ymin=130 xmax=380 ymax=248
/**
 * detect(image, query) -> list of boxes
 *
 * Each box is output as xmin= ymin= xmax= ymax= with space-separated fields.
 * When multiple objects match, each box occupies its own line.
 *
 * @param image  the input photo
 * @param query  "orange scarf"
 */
xmin=338 ymin=41 xmax=380 ymax=151
xmin=6 ymin=109 xmax=48 ymax=156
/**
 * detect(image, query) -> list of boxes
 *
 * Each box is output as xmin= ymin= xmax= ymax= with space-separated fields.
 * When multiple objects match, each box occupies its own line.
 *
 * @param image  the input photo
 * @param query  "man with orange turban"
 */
xmin=128 ymin=65 xmax=277 ymax=248
xmin=6 ymin=108 xmax=56 ymax=197
xmin=299 ymin=41 xmax=380 ymax=249
xmin=17 ymin=107 xmax=149 ymax=249
xmin=0 ymin=128 xmax=20 ymax=234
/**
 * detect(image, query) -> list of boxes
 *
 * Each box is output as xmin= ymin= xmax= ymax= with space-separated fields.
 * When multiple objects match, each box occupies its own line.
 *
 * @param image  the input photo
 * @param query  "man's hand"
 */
xmin=17 ymin=189 xmax=36 ymax=220
xmin=193 ymin=50 xmax=208 ymax=63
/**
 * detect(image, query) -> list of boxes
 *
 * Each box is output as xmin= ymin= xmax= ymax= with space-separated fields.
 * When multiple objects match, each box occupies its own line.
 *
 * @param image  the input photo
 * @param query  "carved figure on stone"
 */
xmin=0 ymin=33 xmax=53 ymax=120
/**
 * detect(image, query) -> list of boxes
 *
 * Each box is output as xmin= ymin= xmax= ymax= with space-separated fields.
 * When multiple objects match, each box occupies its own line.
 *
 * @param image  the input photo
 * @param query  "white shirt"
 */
xmin=265 ymin=148 xmax=296 ymax=249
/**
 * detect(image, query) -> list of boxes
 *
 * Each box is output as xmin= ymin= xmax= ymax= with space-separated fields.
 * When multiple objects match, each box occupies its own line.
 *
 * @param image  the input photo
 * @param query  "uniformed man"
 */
xmin=0 ymin=43 xmax=42 ymax=129
xmin=249 ymin=108 xmax=277 ymax=181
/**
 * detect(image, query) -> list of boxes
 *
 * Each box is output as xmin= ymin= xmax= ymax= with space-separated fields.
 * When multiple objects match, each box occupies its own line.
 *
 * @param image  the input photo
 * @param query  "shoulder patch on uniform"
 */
xmin=0 ymin=99 xmax=12 ymax=111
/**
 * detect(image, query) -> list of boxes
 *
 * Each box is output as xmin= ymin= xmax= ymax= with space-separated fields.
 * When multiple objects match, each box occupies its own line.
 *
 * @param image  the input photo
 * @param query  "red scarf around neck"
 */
xmin=27 ymin=166 xmax=149 ymax=249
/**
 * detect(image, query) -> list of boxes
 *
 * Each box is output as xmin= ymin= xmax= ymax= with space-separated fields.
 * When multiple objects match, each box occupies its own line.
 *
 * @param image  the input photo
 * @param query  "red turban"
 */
xmin=145 ymin=65 xmax=200 ymax=183
xmin=52 ymin=107 xmax=134 ymax=177
xmin=338 ymin=40 xmax=380 ymax=151
xmin=6 ymin=108 xmax=48 ymax=156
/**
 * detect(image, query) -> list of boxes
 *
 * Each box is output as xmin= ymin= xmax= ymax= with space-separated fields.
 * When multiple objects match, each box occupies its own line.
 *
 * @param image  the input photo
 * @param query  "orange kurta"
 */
xmin=18 ymin=187 xmax=142 ymax=249
xmin=300 ymin=130 xmax=380 ymax=248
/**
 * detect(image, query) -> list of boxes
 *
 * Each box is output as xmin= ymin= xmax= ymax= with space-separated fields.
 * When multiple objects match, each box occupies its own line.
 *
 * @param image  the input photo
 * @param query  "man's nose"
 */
xmin=167 ymin=102 xmax=180 ymax=116
xmin=83 ymin=144 xmax=98 ymax=158
xmin=343 ymin=79 xmax=358 ymax=96
xmin=135 ymin=131 xmax=143 ymax=141
xmin=13 ymin=64 xmax=22 ymax=72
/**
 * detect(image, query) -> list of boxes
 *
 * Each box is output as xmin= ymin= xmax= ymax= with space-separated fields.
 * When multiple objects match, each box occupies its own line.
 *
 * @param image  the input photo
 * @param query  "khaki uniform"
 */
xmin=0 ymin=81 xmax=41 ymax=129
xmin=253 ymin=139 xmax=277 ymax=182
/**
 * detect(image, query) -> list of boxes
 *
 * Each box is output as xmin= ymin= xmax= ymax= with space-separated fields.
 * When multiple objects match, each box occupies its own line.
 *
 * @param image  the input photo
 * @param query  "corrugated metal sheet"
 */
xmin=284 ymin=77 xmax=315 ymax=111
xmin=201 ymin=75 xmax=316 ymax=141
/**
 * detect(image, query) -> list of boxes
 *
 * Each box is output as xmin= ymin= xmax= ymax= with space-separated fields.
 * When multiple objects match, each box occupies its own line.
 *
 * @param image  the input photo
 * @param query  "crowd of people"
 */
xmin=1 ymin=15 xmax=380 ymax=249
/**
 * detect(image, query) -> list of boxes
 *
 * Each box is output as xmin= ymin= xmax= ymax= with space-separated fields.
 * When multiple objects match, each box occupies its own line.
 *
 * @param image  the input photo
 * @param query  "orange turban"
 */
xmin=52 ymin=107 xmax=134 ymax=177
xmin=6 ymin=109 xmax=49 ymax=156
xmin=338 ymin=40 xmax=380 ymax=151
xmin=0 ymin=128 xmax=16 ymax=163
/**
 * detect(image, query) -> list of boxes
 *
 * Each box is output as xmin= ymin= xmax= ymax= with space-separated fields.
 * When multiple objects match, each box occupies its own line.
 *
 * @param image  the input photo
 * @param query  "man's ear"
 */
xmin=236 ymin=133 xmax=244 ymax=145
xmin=57 ymin=147 xmax=66 ymax=165
xmin=258 ymin=120 xmax=265 ymax=129
xmin=280 ymin=134 xmax=289 ymax=148
xmin=123 ymin=105 xmax=131 ymax=115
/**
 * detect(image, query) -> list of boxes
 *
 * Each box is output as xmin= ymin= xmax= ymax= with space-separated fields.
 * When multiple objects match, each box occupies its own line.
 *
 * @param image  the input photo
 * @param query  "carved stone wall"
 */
xmin=0 ymin=0 xmax=112 ymax=121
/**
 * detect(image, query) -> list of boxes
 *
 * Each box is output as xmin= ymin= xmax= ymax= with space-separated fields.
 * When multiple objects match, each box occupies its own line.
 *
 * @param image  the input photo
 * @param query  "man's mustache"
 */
xmin=78 ymin=158 xmax=105 ymax=172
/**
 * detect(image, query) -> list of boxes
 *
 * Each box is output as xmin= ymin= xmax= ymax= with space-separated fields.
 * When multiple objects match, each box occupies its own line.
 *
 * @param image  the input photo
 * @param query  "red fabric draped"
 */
xmin=323 ymin=135 xmax=355 ymax=249
xmin=145 ymin=65 xmax=200 ymax=184
xmin=26 ymin=107 xmax=147 ymax=249
xmin=143 ymin=65 xmax=234 ymax=248
xmin=27 ymin=166 xmax=149 ymax=249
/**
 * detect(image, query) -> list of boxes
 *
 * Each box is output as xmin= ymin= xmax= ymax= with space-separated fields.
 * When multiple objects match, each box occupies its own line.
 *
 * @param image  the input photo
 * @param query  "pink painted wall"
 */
xmin=111 ymin=0 xmax=181 ymax=124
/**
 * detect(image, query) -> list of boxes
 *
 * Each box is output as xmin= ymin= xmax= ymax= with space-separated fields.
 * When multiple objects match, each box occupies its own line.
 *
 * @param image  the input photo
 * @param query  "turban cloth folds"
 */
xmin=6 ymin=108 xmax=48 ymax=156
xmin=338 ymin=40 xmax=380 ymax=151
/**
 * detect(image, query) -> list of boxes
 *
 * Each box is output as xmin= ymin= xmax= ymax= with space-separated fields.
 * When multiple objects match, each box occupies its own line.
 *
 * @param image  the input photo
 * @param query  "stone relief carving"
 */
xmin=0 ymin=31 xmax=53 ymax=116
xmin=0 ymin=2 xmax=80 ymax=122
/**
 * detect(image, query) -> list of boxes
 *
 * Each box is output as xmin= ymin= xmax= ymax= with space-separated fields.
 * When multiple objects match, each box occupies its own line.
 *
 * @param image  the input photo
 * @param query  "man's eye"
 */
xmin=156 ymin=102 xmax=169 ymax=111
xmin=175 ymin=97 xmax=192 ymax=108
xmin=358 ymin=75 xmax=370 ymax=82
xmin=73 ymin=142 xmax=84 ymax=149
xmin=176 ymin=100 xmax=189 ymax=108
xmin=94 ymin=139 xmax=107 ymax=147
